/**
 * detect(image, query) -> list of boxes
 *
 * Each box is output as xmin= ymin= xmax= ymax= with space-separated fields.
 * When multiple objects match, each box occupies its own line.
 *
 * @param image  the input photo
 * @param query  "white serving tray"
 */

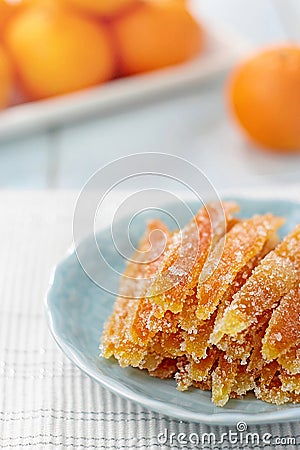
xmin=0 ymin=23 xmax=249 ymax=140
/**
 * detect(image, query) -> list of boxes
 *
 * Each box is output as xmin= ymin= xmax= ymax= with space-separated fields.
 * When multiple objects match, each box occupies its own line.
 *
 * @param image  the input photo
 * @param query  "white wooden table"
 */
xmin=0 ymin=0 xmax=299 ymax=191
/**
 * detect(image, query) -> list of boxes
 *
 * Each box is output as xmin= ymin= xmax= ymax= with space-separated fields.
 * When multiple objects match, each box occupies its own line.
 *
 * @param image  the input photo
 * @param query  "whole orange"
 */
xmin=112 ymin=0 xmax=204 ymax=76
xmin=63 ymin=0 xmax=139 ymax=19
xmin=228 ymin=46 xmax=300 ymax=153
xmin=5 ymin=3 xmax=115 ymax=100
xmin=0 ymin=44 xmax=12 ymax=108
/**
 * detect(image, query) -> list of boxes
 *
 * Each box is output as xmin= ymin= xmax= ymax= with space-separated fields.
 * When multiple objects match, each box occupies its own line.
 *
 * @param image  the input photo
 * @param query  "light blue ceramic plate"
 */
xmin=46 ymin=197 xmax=300 ymax=425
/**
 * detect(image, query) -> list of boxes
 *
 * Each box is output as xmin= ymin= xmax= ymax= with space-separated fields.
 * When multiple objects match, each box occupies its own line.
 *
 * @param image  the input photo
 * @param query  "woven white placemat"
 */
xmin=0 ymin=189 xmax=300 ymax=450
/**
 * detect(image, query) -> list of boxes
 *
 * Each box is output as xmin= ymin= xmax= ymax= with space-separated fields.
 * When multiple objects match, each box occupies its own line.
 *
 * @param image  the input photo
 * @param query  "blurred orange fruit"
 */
xmin=228 ymin=45 xmax=300 ymax=153
xmin=0 ymin=44 xmax=12 ymax=108
xmin=0 ymin=0 xmax=18 ymax=30
xmin=5 ymin=3 xmax=115 ymax=100
xmin=112 ymin=0 xmax=204 ymax=76
xmin=63 ymin=0 xmax=139 ymax=18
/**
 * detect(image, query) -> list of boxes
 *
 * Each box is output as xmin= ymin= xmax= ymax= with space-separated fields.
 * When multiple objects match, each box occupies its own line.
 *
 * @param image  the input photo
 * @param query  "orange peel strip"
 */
xmin=211 ymin=353 xmax=238 ymax=407
xmin=146 ymin=202 xmax=239 ymax=314
xmin=101 ymin=219 xmax=170 ymax=366
xmin=214 ymin=224 xmax=300 ymax=340
xmin=196 ymin=214 xmax=284 ymax=322
xmin=189 ymin=347 xmax=219 ymax=382
xmin=262 ymin=284 xmax=300 ymax=361
xmin=211 ymin=232 xmax=280 ymax=347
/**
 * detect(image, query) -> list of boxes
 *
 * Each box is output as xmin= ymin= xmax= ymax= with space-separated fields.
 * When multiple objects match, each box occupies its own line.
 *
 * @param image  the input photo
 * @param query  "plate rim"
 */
xmin=45 ymin=195 xmax=300 ymax=425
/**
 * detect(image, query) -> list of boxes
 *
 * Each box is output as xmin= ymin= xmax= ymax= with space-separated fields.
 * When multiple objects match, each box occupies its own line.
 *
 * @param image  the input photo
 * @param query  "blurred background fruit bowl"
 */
xmin=0 ymin=0 xmax=247 ymax=139
xmin=0 ymin=0 xmax=299 ymax=191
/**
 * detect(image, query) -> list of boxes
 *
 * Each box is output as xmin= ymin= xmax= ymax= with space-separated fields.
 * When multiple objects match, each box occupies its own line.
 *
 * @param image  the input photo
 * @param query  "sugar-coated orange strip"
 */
xmin=196 ymin=214 xmax=284 ymax=321
xmin=146 ymin=202 xmax=238 ymax=314
xmin=210 ymin=232 xmax=280 ymax=345
xmin=262 ymin=284 xmax=300 ymax=361
xmin=242 ymin=311 xmax=272 ymax=375
xmin=101 ymin=220 xmax=170 ymax=366
xmin=215 ymin=224 xmax=300 ymax=340
xmin=211 ymin=353 xmax=238 ymax=407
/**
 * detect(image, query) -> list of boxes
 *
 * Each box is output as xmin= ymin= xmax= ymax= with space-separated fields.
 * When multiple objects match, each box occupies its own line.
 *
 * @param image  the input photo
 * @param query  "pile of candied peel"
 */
xmin=101 ymin=201 xmax=300 ymax=407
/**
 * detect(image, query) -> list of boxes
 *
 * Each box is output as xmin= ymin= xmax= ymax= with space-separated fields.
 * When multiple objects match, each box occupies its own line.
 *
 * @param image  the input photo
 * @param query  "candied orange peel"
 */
xmin=101 ymin=201 xmax=300 ymax=407
xmin=196 ymin=214 xmax=284 ymax=322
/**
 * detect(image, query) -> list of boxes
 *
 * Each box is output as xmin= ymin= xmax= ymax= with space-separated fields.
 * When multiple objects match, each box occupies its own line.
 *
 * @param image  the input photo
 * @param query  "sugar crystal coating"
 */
xmin=262 ymin=285 xmax=300 ymax=361
xmin=215 ymin=225 xmax=300 ymax=341
xmin=146 ymin=202 xmax=238 ymax=314
xmin=196 ymin=214 xmax=284 ymax=322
